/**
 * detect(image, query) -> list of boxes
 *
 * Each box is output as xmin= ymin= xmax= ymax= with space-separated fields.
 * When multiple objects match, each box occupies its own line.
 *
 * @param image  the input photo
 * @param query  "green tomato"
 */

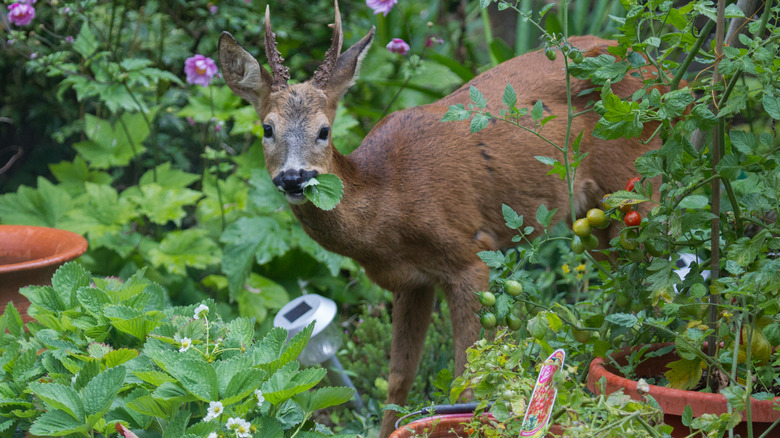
xmin=571 ymin=235 xmax=585 ymax=254
xmin=582 ymin=234 xmax=599 ymax=250
xmin=620 ymin=229 xmax=639 ymax=250
xmin=628 ymin=247 xmax=645 ymax=262
xmin=572 ymin=218 xmax=592 ymax=238
xmin=615 ymin=291 xmax=631 ymax=308
xmin=505 ymin=280 xmax=523 ymax=296
xmin=586 ymin=208 xmax=607 ymax=228
xmin=572 ymin=326 xmax=592 ymax=343
xmin=645 ymin=239 xmax=666 ymax=257
xmin=478 ymin=291 xmax=496 ymax=307
xmin=545 ymin=48 xmax=557 ymax=61
xmin=480 ymin=312 xmax=498 ymax=330
xmin=506 ymin=312 xmax=523 ymax=331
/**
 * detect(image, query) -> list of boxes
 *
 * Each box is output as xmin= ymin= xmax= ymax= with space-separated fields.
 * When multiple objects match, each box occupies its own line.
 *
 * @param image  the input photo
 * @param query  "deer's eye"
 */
xmin=263 ymin=124 xmax=274 ymax=139
xmin=317 ymin=126 xmax=330 ymax=141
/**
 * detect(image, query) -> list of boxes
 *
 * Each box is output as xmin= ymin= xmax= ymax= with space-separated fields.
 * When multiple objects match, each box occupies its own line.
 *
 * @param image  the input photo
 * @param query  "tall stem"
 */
xmin=707 ymin=0 xmax=725 ymax=394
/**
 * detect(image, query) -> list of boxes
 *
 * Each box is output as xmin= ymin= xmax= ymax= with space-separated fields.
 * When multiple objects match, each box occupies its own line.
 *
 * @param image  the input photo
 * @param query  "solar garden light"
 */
xmin=273 ymin=294 xmax=364 ymax=412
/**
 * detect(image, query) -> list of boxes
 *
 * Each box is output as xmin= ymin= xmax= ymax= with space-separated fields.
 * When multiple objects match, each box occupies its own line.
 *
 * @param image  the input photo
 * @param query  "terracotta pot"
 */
xmin=0 ymin=225 xmax=88 ymax=321
xmin=588 ymin=342 xmax=780 ymax=438
xmin=389 ymin=413 xmax=563 ymax=438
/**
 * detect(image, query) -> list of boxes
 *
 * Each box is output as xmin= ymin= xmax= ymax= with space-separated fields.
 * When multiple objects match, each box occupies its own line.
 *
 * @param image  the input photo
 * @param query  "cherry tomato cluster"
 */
xmin=477 ymin=279 xmax=525 ymax=331
xmin=570 ymin=208 xmax=607 ymax=254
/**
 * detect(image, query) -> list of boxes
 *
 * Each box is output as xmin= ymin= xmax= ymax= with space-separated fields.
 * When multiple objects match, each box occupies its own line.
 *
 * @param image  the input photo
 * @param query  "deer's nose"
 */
xmin=273 ymin=169 xmax=319 ymax=193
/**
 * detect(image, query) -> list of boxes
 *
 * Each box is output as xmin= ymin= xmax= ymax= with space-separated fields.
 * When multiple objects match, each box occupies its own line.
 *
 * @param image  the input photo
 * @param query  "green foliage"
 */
xmin=0 ymin=263 xmax=355 ymax=437
xmin=440 ymin=1 xmax=780 ymax=437
xmin=451 ymin=330 xmax=669 ymax=437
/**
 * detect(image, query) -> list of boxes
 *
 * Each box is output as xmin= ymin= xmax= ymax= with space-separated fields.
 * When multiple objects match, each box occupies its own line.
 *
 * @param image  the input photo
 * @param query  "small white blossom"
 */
xmin=206 ymin=433 xmax=218 ymax=438
xmin=193 ymin=304 xmax=210 ymax=319
xmin=227 ymin=417 xmax=251 ymax=437
xmin=179 ymin=337 xmax=192 ymax=352
xmin=255 ymin=389 xmax=265 ymax=407
xmin=203 ymin=400 xmax=224 ymax=422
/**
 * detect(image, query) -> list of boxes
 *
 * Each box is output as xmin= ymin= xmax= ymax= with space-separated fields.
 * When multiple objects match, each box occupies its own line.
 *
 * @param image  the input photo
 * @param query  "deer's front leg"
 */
xmin=378 ymin=283 xmax=435 ymax=438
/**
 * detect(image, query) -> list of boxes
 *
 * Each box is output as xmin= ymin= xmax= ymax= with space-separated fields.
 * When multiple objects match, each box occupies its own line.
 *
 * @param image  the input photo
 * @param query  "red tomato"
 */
xmin=625 ymin=177 xmax=641 ymax=192
xmin=624 ymin=211 xmax=641 ymax=227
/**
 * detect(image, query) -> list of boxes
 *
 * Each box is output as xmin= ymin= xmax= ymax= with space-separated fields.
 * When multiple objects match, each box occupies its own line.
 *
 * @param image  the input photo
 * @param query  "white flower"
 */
xmin=227 ymin=417 xmax=251 ymax=437
xmin=255 ymin=389 xmax=265 ymax=407
xmin=179 ymin=337 xmax=192 ymax=352
xmin=203 ymin=400 xmax=223 ymax=422
xmin=193 ymin=304 xmax=210 ymax=319
xmin=206 ymin=433 xmax=217 ymax=438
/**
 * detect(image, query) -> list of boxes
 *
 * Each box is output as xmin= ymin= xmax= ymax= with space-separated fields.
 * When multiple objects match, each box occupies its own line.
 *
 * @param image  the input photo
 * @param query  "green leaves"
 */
xmin=303 ymin=174 xmax=344 ymax=211
xmin=28 ymin=367 xmax=126 ymax=435
xmin=74 ymin=112 xmax=151 ymax=169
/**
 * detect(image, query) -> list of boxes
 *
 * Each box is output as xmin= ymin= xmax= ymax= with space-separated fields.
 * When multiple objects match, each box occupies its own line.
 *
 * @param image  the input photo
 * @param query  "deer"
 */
xmin=218 ymin=2 xmax=663 ymax=436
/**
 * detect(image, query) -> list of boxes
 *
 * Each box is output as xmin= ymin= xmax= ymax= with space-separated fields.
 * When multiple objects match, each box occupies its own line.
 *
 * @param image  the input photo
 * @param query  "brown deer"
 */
xmin=219 ymin=3 xmax=661 ymax=436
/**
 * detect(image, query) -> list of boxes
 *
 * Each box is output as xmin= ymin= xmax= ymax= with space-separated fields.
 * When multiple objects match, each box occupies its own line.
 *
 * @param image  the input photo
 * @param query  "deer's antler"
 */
xmin=264 ymin=5 xmax=290 ymax=92
xmin=312 ymin=0 xmax=344 ymax=89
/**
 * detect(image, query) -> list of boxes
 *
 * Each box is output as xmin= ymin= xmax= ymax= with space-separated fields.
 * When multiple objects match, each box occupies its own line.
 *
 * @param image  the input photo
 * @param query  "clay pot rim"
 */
xmin=0 ymin=225 xmax=88 ymax=274
xmin=588 ymin=342 xmax=780 ymax=420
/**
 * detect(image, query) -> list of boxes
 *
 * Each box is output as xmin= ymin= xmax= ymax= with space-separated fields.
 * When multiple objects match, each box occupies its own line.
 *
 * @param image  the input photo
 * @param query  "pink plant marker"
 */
xmin=520 ymin=348 xmax=566 ymax=437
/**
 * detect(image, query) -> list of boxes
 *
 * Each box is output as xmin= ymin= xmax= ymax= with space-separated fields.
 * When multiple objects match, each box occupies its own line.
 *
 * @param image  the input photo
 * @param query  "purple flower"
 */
xmin=7 ymin=3 xmax=36 ymax=26
xmin=366 ymin=0 xmax=397 ymax=16
xmin=184 ymin=54 xmax=218 ymax=87
xmin=209 ymin=5 xmax=218 ymax=14
xmin=62 ymin=6 xmax=70 ymax=14
xmin=426 ymin=36 xmax=443 ymax=47
xmin=65 ymin=35 xmax=74 ymax=43
xmin=386 ymin=38 xmax=410 ymax=55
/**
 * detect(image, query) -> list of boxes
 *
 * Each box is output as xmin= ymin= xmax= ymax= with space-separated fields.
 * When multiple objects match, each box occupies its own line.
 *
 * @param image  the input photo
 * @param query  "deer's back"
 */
xmin=341 ymin=36 xmax=658 ymax=284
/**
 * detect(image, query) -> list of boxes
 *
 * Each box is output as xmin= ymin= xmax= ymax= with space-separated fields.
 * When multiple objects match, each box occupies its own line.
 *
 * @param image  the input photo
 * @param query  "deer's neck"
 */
xmin=289 ymin=149 xmax=378 ymax=258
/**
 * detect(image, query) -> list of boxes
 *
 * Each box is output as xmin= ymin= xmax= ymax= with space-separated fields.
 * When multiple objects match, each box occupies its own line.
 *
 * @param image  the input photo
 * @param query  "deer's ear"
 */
xmin=219 ymin=32 xmax=273 ymax=106
xmin=326 ymin=27 xmax=375 ymax=100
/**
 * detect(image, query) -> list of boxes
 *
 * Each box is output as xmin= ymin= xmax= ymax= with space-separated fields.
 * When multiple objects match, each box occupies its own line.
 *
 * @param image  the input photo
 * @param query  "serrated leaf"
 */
xmin=729 ymin=130 xmax=759 ymax=155
xmin=76 ymin=287 xmax=111 ymax=317
xmin=470 ymin=113 xmax=489 ymax=133
xmin=477 ymin=250 xmax=505 ymax=269
xmin=720 ymin=386 xmax=746 ymax=412
xmin=296 ymin=387 xmax=354 ymax=413
xmin=104 ymin=349 xmax=139 ymax=368
xmin=502 ymin=204 xmax=523 ymax=230
xmin=126 ymin=395 xmax=174 ymax=419
xmin=605 ymin=313 xmax=638 ymax=327
xmin=536 ymin=204 xmax=555 ymax=228
xmin=531 ymin=100 xmax=544 ymax=121
xmin=221 ymin=216 xmax=290 ymax=294
xmin=763 ymin=94 xmax=780 ymax=119
xmin=132 ymin=370 xmax=176 ymax=387
xmin=20 ymin=285 xmax=65 ymax=313
xmin=28 ymin=382 xmax=84 ymax=420
xmin=147 ymin=229 xmax=221 ymax=276
xmin=222 ymin=368 xmax=266 ymax=405
xmin=469 ymin=86 xmax=487 ymax=109
xmin=167 ymin=358 xmax=218 ymax=402
xmin=664 ymin=358 xmax=703 ymax=390
xmin=256 ymin=324 xmax=314 ymax=374
xmin=303 ymin=174 xmax=343 ymax=211
xmin=441 ymin=104 xmax=471 ymax=122
xmin=82 ymin=366 xmax=126 ymax=418
xmin=502 ymin=84 xmax=517 ymax=108
xmin=29 ymin=409 xmax=87 ymax=436
xmin=261 ymin=364 xmax=326 ymax=405
xmin=682 ymin=404 xmax=693 ymax=426
xmin=51 ymin=262 xmax=91 ymax=308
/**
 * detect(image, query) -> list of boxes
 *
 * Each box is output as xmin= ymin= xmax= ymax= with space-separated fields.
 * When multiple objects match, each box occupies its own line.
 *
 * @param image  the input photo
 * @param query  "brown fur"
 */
xmin=220 ymin=8 xmax=661 ymax=436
